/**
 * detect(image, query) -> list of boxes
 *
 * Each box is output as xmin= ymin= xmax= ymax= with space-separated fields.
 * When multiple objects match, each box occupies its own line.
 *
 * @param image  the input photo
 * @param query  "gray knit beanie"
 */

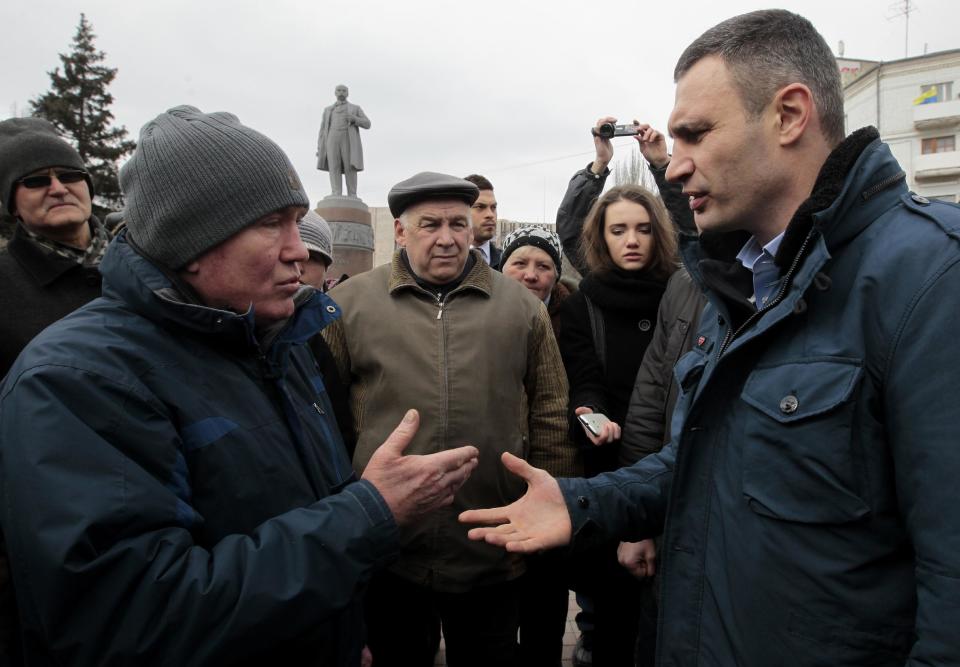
xmin=0 ymin=117 xmax=91 ymax=214
xmin=298 ymin=210 xmax=334 ymax=266
xmin=121 ymin=105 xmax=310 ymax=269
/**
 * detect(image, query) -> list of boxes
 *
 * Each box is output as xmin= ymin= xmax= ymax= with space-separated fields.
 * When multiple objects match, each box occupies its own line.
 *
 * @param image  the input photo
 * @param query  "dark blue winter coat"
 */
xmin=559 ymin=128 xmax=960 ymax=666
xmin=0 ymin=233 xmax=399 ymax=665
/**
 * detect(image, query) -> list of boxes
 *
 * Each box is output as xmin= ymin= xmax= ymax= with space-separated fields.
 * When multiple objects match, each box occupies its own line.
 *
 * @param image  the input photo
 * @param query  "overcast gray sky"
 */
xmin=2 ymin=0 xmax=955 ymax=222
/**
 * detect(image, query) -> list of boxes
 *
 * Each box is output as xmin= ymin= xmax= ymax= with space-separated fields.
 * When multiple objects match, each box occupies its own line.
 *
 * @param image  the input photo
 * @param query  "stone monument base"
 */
xmin=315 ymin=195 xmax=374 ymax=280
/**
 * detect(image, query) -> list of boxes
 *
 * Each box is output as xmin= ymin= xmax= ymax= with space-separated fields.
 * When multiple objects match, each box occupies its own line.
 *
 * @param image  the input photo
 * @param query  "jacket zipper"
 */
xmin=716 ymin=230 xmax=817 ymax=358
xmin=435 ymin=291 xmax=450 ymax=440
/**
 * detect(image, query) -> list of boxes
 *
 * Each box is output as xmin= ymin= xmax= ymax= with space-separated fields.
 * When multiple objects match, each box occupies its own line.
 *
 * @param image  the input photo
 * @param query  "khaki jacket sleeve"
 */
xmin=525 ymin=304 xmax=580 ymax=477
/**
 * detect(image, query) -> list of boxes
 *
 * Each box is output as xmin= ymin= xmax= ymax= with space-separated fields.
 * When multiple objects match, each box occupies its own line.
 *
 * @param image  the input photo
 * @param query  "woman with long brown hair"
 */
xmin=559 ymin=182 xmax=678 ymax=667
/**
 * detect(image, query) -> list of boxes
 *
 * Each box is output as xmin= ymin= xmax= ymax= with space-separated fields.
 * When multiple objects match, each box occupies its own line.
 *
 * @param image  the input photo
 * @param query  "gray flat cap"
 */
xmin=387 ymin=172 xmax=479 ymax=218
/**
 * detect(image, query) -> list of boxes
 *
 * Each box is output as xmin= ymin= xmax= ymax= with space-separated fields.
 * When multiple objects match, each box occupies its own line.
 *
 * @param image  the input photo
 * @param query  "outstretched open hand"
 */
xmin=459 ymin=453 xmax=572 ymax=553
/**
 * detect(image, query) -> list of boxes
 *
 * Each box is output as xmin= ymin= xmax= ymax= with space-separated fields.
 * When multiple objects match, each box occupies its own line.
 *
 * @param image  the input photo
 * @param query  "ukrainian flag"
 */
xmin=913 ymin=86 xmax=939 ymax=105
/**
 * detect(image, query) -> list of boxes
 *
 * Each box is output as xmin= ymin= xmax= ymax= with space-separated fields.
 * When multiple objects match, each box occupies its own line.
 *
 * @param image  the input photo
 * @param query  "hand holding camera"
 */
xmin=590 ymin=116 xmax=619 ymax=174
xmin=590 ymin=117 xmax=671 ymax=172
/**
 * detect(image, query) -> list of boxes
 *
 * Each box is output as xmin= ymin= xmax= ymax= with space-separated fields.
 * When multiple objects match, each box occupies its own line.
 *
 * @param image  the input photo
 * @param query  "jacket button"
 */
xmin=638 ymin=319 xmax=651 ymax=331
xmin=326 ymin=305 xmax=337 ymax=313
xmin=779 ymin=395 xmax=799 ymax=414
xmin=577 ymin=496 xmax=589 ymax=509
xmin=911 ymin=193 xmax=930 ymax=205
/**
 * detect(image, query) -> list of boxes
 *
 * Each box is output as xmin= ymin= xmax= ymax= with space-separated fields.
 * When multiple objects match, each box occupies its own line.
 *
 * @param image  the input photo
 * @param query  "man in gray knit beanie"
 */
xmin=122 ymin=105 xmax=310 ymax=269
xmin=0 ymin=106 xmax=480 ymax=665
xmin=297 ymin=210 xmax=334 ymax=290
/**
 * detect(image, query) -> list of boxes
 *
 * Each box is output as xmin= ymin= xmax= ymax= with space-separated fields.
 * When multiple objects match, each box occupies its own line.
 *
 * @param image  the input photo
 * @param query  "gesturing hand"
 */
xmin=363 ymin=410 xmax=479 ymax=526
xmin=459 ymin=453 xmax=572 ymax=553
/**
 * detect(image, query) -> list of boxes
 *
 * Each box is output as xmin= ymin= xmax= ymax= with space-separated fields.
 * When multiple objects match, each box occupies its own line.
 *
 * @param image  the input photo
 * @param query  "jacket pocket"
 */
xmin=740 ymin=357 xmax=870 ymax=523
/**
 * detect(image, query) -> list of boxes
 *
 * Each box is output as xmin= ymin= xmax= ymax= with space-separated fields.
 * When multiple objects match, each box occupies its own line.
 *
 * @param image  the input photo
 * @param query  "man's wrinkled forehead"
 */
xmin=407 ymin=198 xmax=471 ymax=223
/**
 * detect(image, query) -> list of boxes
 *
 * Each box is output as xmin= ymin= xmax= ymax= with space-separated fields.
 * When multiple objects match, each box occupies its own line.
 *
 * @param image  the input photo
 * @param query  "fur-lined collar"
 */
xmin=774 ymin=126 xmax=882 ymax=268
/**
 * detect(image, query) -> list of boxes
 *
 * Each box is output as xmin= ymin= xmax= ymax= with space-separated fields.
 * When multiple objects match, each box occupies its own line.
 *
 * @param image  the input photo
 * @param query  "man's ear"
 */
xmin=394 ymin=219 xmax=406 ymax=247
xmin=774 ymin=83 xmax=814 ymax=147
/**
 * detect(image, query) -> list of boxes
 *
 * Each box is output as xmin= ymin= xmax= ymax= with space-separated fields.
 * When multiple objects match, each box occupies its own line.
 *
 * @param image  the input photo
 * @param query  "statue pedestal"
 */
xmin=316 ymin=195 xmax=374 ymax=279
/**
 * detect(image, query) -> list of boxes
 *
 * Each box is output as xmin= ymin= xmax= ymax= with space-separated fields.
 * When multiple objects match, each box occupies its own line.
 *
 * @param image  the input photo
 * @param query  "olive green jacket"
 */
xmin=324 ymin=251 xmax=576 ymax=591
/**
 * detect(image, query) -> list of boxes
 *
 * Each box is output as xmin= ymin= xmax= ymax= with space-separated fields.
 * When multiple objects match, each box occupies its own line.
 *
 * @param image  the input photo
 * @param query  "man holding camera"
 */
xmin=464 ymin=9 xmax=960 ymax=666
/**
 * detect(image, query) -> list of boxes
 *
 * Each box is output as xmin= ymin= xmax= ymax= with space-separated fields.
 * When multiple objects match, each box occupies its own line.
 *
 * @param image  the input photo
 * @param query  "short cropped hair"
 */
xmin=674 ymin=9 xmax=844 ymax=147
xmin=580 ymin=185 xmax=677 ymax=280
xmin=463 ymin=174 xmax=494 ymax=191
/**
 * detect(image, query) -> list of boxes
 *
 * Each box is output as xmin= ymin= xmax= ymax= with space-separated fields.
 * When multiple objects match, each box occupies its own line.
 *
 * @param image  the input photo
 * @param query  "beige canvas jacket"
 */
xmin=323 ymin=251 xmax=577 ymax=591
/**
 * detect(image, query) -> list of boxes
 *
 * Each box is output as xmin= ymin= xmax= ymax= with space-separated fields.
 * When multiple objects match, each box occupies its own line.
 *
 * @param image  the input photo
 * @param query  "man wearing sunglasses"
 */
xmin=0 ymin=117 xmax=107 ymax=378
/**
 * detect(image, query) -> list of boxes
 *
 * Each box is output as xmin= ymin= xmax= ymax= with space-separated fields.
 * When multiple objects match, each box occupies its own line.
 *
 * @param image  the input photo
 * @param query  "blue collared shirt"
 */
xmin=736 ymin=232 xmax=785 ymax=309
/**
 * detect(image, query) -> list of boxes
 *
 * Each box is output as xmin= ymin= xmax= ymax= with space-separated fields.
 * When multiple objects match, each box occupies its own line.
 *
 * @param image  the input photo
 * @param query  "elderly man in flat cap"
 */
xmin=0 ymin=117 xmax=109 ymax=378
xmin=322 ymin=172 xmax=576 ymax=667
xmin=0 ymin=107 xmax=480 ymax=666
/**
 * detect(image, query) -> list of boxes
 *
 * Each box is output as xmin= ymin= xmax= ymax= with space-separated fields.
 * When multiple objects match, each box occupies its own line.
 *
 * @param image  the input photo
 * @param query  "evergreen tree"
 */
xmin=31 ymin=14 xmax=135 ymax=217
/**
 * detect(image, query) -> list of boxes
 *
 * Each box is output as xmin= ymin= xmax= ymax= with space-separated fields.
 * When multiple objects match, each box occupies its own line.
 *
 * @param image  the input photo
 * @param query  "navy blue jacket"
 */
xmin=559 ymin=129 xmax=960 ymax=665
xmin=0 ymin=234 xmax=399 ymax=665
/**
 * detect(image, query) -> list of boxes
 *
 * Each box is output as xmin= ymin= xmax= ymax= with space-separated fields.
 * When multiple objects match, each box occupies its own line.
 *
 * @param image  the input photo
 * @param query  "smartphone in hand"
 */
xmin=577 ymin=412 xmax=611 ymax=437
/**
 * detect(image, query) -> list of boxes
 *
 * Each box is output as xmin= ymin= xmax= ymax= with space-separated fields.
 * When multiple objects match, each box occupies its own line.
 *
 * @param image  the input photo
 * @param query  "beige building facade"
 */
xmin=843 ymin=49 xmax=960 ymax=202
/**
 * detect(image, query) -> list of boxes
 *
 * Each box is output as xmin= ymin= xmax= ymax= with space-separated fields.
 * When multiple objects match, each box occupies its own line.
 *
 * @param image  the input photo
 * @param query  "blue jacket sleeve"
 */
xmin=884 ymin=259 xmax=960 ymax=666
xmin=0 ymin=364 xmax=399 ymax=665
xmin=557 ymin=437 xmax=675 ymax=550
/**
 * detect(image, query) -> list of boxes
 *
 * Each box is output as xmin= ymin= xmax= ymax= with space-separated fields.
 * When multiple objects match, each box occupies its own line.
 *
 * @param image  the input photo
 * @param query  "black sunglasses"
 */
xmin=17 ymin=169 xmax=88 ymax=189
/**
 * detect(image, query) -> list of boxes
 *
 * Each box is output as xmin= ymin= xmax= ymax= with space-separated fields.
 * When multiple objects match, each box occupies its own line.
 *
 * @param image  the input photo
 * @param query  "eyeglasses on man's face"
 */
xmin=17 ymin=169 xmax=88 ymax=190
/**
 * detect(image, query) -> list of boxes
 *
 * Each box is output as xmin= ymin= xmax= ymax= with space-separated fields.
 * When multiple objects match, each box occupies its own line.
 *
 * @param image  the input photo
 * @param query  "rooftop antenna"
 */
xmin=838 ymin=40 xmax=845 ymax=57
xmin=887 ymin=0 xmax=917 ymax=58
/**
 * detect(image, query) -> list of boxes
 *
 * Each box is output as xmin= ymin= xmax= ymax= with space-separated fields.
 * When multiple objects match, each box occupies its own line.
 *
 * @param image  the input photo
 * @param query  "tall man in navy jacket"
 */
xmin=0 ymin=105 xmax=478 ymax=666
xmin=463 ymin=10 xmax=960 ymax=666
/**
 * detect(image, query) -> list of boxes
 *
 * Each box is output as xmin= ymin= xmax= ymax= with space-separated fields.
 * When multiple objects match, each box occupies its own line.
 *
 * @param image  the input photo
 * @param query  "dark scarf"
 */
xmin=20 ymin=216 xmax=110 ymax=268
xmin=579 ymin=266 xmax=668 ymax=314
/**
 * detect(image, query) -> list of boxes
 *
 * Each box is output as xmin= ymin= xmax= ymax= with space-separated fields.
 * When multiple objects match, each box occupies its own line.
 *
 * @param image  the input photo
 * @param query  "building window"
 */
xmin=916 ymin=82 xmax=953 ymax=104
xmin=921 ymin=136 xmax=956 ymax=154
